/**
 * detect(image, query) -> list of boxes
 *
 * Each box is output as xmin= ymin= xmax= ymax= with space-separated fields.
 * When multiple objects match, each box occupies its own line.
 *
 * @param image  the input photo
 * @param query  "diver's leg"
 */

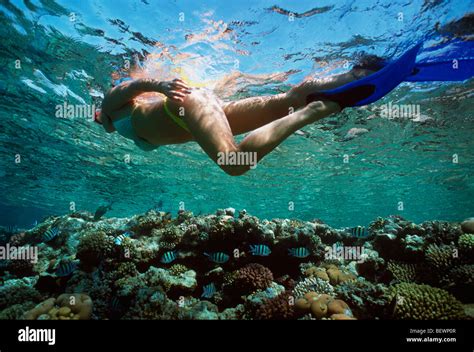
xmin=223 ymin=69 xmax=375 ymax=135
xmin=223 ymin=93 xmax=297 ymax=135
xmin=236 ymin=101 xmax=340 ymax=164
xmin=180 ymin=90 xmax=340 ymax=176
xmin=222 ymin=79 xmax=348 ymax=135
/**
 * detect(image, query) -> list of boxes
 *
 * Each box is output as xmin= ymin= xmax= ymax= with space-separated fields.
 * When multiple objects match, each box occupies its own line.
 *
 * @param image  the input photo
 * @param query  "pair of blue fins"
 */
xmin=306 ymin=40 xmax=474 ymax=108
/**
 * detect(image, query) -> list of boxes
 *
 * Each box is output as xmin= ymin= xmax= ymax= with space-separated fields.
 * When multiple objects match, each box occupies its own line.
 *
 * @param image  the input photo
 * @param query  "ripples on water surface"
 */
xmin=0 ymin=0 xmax=473 ymax=227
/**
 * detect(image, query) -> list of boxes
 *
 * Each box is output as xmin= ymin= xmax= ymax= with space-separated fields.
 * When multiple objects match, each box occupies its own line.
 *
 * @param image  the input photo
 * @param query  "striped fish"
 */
xmin=43 ymin=227 xmax=60 ymax=242
xmin=288 ymin=247 xmax=311 ymax=258
xmin=55 ymin=261 xmax=78 ymax=277
xmin=110 ymin=297 xmax=122 ymax=312
xmin=161 ymin=251 xmax=177 ymax=264
xmin=201 ymin=283 xmax=216 ymax=299
xmin=249 ymin=244 xmax=271 ymax=256
xmin=204 ymin=252 xmax=229 ymax=264
xmin=114 ymin=231 xmax=132 ymax=245
xmin=350 ymin=226 xmax=368 ymax=238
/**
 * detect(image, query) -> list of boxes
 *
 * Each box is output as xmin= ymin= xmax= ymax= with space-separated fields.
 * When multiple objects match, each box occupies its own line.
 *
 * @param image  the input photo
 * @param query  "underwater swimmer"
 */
xmin=94 ymin=57 xmax=383 ymax=175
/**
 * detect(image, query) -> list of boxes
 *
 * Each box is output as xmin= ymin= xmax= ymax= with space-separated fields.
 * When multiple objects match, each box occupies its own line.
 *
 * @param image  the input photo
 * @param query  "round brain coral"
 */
xmin=23 ymin=294 xmax=93 ymax=320
xmin=388 ymin=283 xmax=465 ymax=320
xmin=232 ymin=263 xmax=273 ymax=294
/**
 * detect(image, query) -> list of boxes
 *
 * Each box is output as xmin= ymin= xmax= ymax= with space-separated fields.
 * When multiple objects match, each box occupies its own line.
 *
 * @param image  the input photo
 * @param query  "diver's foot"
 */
xmin=307 ymin=85 xmax=376 ymax=108
xmin=287 ymin=69 xmax=377 ymax=109
xmin=287 ymin=79 xmax=325 ymax=108
xmin=301 ymin=100 xmax=342 ymax=123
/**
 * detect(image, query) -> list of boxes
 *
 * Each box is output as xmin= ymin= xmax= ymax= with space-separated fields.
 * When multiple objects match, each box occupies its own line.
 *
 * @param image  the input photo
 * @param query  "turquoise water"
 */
xmin=0 ymin=0 xmax=473 ymax=228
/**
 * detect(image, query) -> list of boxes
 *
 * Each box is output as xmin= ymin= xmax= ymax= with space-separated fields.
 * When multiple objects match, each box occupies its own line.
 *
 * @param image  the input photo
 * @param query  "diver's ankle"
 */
xmin=285 ymin=90 xmax=306 ymax=110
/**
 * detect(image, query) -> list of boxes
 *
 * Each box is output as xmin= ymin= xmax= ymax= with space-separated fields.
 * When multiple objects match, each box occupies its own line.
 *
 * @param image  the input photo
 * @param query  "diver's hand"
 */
xmin=159 ymin=79 xmax=192 ymax=102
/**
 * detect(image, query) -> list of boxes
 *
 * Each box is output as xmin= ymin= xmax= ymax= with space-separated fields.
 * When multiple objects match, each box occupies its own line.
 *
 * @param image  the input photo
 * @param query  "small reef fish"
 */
xmin=114 ymin=232 xmax=132 ymax=245
xmin=201 ymin=283 xmax=216 ymax=299
xmin=94 ymin=203 xmax=113 ymax=221
xmin=161 ymin=251 xmax=177 ymax=264
xmin=154 ymin=199 xmax=164 ymax=211
xmin=110 ymin=297 xmax=123 ymax=312
xmin=249 ymin=244 xmax=271 ymax=256
xmin=204 ymin=252 xmax=229 ymax=264
xmin=43 ymin=227 xmax=60 ymax=242
xmin=55 ymin=261 xmax=78 ymax=277
xmin=350 ymin=226 xmax=369 ymax=238
xmin=288 ymin=247 xmax=311 ymax=258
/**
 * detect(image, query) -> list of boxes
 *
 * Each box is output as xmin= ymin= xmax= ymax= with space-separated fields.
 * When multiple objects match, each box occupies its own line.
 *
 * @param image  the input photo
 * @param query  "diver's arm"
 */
xmin=101 ymin=78 xmax=163 ymax=114
xmin=101 ymin=78 xmax=190 ymax=114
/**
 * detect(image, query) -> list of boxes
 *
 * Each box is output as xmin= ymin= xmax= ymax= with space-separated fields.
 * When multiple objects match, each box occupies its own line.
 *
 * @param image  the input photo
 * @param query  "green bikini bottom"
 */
xmin=163 ymin=99 xmax=190 ymax=133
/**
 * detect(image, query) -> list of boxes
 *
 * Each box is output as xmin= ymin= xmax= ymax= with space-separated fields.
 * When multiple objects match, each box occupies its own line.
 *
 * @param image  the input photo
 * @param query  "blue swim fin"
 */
xmin=406 ymin=39 xmax=474 ymax=82
xmin=406 ymin=59 xmax=474 ymax=82
xmin=307 ymin=43 xmax=422 ymax=107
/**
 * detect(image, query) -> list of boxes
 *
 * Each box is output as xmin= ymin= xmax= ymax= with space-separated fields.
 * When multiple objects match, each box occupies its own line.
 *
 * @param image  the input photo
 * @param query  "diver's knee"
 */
xmin=219 ymin=164 xmax=249 ymax=176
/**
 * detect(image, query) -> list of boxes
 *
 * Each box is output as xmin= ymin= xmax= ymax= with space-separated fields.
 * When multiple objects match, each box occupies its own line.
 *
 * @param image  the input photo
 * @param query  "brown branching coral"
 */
xmin=6 ymin=259 xmax=35 ymax=278
xmin=255 ymin=291 xmax=295 ymax=320
xmin=231 ymin=263 xmax=273 ymax=294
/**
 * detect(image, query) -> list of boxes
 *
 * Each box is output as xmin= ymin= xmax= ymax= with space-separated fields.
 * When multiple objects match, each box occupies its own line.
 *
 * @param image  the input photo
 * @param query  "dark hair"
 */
xmin=353 ymin=54 xmax=386 ymax=71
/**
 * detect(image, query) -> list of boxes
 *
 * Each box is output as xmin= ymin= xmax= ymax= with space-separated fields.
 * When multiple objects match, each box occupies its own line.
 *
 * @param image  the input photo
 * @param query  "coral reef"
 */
xmin=458 ymin=233 xmax=474 ymax=255
xmin=295 ymin=292 xmax=355 ymax=320
xmin=293 ymin=277 xmax=334 ymax=298
xmin=254 ymin=291 xmax=295 ymax=320
xmin=460 ymin=218 xmax=474 ymax=234
xmin=440 ymin=264 xmax=474 ymax=303
xmin=0 ymin=209 xmax=472 ymax=320
xmin=228 ymin=263 xmax=273 ymax=294
xmin=387 ymin=261 xmax=418 ymax=283
xmin=23 ymin=294 xmax=93 ymax=320
xmin=387 ymin=283 xmax=466 ymax=320
xmin=425 ymin=244 xmax=457 ymax=272
xmin=76 ymin=231 xmax=114 ymax=270
xmin=324 ymin=264 xmax=356 ymax=285
xmin=335 ymin=279 xmax=389 ymax=319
